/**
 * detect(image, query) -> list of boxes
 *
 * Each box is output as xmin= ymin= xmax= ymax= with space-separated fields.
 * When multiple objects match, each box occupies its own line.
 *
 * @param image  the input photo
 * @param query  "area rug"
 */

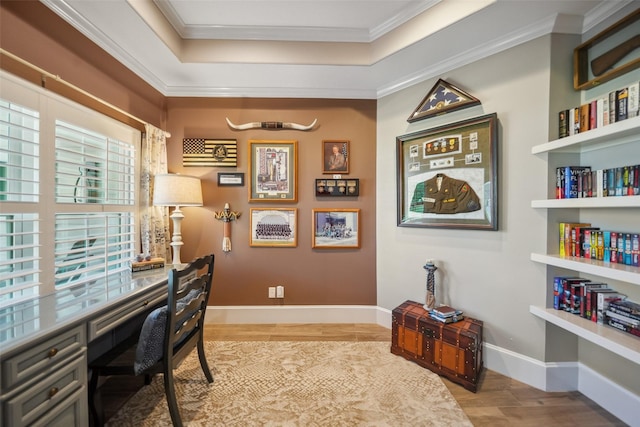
xmin=106 ymin=341 xmax=472 ymax=426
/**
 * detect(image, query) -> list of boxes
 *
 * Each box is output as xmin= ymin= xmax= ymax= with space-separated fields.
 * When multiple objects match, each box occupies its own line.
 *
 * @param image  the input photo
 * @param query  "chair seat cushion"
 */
xmin=134 ymin=289 xmax=200 ymax=375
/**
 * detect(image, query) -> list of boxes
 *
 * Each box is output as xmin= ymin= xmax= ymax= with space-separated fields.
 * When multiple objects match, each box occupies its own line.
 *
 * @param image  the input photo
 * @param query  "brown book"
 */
xmin=579 ymin=103 xmax=590 ymax=133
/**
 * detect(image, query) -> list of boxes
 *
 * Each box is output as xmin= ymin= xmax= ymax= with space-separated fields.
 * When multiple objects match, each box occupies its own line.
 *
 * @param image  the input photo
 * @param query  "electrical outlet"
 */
xmin=276 ymin=285 xmax=284 ymax=298
xmin=268 ymin=287 xmax=276 ymax=298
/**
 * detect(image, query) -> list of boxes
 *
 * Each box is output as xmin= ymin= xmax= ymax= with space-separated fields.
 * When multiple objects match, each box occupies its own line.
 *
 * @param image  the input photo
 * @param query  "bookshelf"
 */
xmin=530 ymin=113 xmax=640 ymax=363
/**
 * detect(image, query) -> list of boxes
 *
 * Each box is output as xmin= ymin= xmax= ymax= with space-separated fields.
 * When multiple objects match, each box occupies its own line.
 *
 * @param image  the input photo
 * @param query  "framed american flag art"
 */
xmin=407 ymin=79 xmax=480 ymax=123
xmin=182 ymin=138 xmax=237 ymax=167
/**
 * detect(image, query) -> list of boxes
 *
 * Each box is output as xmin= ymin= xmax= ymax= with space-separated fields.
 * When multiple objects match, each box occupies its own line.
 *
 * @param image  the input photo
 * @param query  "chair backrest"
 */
xmin=165 ymin=254 xmax=215 ymax=368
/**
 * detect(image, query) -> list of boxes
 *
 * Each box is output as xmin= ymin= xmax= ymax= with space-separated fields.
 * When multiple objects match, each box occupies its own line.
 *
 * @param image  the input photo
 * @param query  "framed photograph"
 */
xmin=249 ymin=140 xmax=297 ymax=202
xmin=397 ymin=113 xmax=498 ymax=230
xmin=312 ymin=208 xmax=360 ymax=249
xmin=217 ymin=172 xmax=244 ymax=186
xmin=250 ymin=208 xmax=297 ymax=247
xmin=322 ymin=140 xmax=349 ymax=174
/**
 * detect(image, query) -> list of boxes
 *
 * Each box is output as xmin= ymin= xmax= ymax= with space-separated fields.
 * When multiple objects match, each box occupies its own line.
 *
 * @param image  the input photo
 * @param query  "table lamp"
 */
xmin=153 ymin=173 xmax=203 ymax=264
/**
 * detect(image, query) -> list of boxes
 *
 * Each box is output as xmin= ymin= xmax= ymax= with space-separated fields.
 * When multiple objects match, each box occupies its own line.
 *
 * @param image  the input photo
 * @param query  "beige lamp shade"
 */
xmin=153 ymin=174 xmax=203 ymax=207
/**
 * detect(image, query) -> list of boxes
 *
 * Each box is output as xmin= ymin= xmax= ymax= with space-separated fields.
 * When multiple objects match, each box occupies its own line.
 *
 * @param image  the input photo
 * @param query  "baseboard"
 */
xmin=484 ymin=342 xmax=639 ymax=427
xmin=206 ymin=304 xmax=638 ymax=426
xmin=206 ymin=304 xmax=392 ymax=325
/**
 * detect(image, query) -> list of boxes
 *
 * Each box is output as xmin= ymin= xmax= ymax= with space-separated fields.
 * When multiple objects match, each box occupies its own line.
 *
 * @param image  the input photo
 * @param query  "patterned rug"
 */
xmin=106 ymin=341 xmax=472 ymax=426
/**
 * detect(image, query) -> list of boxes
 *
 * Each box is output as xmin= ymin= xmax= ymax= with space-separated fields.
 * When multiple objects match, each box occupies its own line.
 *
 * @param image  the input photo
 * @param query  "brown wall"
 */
xmin=1 ymin=1 xmax=378 ymax=307
xmin=166 ymin=98 xmax=377 ymax=306
xmin=0 ymin=1 xmax=165 ymax=129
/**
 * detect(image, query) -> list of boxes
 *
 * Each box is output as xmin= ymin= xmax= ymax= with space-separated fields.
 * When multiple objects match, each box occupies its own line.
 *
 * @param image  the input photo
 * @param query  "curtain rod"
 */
xmin=0 ymin=49 xmax=170 ymax=137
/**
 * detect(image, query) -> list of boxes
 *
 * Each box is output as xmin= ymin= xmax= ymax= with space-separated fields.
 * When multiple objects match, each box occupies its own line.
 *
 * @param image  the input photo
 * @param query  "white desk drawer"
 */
xmin=3 ymin=351 xmax=86 ymax=427
xmin=1 ymin=324 xmax=85 ymax=390
xmin=87 ymin=285 xmax=166 ymax=340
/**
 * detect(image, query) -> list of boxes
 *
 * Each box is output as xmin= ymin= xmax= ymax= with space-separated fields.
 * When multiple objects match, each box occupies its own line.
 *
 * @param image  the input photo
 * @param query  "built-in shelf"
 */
xmin=532 ymin=97 xmax=640 ymax=369
xmin=531 ymin=115 xmax=640 ymax=155
xmin=531 ymin=195 xmax=640 ymax=209
xmin=531 ymin=253 xmax=640 ymax=285
xmin=530 ymin=306 xmax=640 ymax=364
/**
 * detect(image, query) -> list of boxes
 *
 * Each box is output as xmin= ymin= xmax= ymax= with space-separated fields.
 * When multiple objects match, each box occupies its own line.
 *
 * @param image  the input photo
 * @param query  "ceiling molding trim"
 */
xmin=181 ymin=25 xmax=369 ymax=43
xmin=40 ymin=0 xmax=172 ymax=95
xmin=369 ymin=0 xmax=441 ymax=41
xmin=162 ymin=85 xmax=377 ymax=100
xmin=376 ymin=13 xmax=561 ymax=98
xmin=154 ymin=0 xmax=441 ymax=43
xmin=581 ymin=0 xmax=633 ymax=33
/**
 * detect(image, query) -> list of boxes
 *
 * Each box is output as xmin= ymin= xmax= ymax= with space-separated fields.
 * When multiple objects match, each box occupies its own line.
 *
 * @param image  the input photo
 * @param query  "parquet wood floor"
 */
xmin=100 ymin=323 xmax=627 ymax=426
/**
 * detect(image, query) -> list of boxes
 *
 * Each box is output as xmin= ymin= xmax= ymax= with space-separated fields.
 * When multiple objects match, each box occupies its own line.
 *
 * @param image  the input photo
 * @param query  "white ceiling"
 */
xmin=41 ymin=0 xmax=632 ymax=99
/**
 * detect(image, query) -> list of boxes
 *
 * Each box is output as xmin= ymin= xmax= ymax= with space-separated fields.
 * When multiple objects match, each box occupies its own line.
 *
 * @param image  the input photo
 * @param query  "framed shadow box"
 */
xmin=573 ymin=9 xmax=640 ymax=90
xmin=315 ymin=179 xmax=359 ymax=196
xmin=396 ymin=113 xmax=498 ymax=230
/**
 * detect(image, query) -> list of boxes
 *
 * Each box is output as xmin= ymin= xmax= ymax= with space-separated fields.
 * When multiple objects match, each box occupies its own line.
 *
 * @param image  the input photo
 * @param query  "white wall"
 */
xmin=377 ymin=35 xmax=552 ymax=361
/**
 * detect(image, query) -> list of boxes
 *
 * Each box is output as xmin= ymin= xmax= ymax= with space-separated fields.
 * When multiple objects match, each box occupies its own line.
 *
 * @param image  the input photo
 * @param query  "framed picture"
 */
xmin=396 ymin=113 xmax=498 ymax=230
xmin=217 ymin=172 xmax=244 ymax=186
xmin=322 ymin=140 xmax=349 ymax=174
xmin=183 ymin=138 xmax=237 ymax=167
xmin=250 ymin=208 xmax=297 ymax=247
xmin=249 ymin=140 xmax=297 ymax=202
xmin=312 ymin=208 xmax=360 ymax=249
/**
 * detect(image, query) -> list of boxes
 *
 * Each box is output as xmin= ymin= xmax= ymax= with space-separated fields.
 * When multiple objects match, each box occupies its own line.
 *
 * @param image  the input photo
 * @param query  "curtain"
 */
xmin=140 ymin=124 xmax=171 ymax=261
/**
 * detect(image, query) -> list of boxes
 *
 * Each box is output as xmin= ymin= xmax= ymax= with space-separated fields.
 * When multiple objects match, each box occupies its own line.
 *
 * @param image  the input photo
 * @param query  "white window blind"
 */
xmin=0 ymin=72 xmax=140 ymax=307
xmin=0 ymin=98 xmax=40 ymax=305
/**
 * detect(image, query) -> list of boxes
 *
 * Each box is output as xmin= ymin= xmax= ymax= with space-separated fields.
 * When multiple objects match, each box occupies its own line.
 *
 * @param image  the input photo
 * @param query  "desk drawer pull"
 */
xmin=48 ymin=348 xmax=58 ymax=358
xmin=48 ymin=387 xmax=59 ymax=398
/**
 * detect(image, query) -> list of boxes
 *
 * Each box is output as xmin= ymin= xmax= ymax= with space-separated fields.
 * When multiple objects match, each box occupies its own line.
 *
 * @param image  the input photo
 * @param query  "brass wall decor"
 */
xmin=214 ymin=203 xmax=241 ymax=253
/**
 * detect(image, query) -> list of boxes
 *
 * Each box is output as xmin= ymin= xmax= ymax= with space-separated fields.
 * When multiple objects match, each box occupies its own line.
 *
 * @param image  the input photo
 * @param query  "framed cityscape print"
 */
xmin=396 ymin=113 xmax=498 ymax=230
xmin=249 ymin=140 xmax=297 ymax=202
xmin=322 ymin=140 xmax=350 ymax=174
xmin=312 ymin=208 xmax=360 ymax=249
xmin=250 ymin=208 xmax=297 ymax=247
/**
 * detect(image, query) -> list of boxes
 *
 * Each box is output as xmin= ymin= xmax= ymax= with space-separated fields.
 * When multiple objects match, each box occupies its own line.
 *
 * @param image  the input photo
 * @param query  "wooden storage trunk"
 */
xmin=391 ymin=300 xmax=483 ymax=392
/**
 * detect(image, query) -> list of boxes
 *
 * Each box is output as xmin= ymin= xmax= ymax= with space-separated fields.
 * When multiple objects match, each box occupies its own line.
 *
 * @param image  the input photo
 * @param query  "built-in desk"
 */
xmin=0 ymin=267 xmax=171 ymax=427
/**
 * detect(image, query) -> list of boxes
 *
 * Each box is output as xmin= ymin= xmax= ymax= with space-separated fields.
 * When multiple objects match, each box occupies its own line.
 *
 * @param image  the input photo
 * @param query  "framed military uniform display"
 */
xmin=396 ymin=113 xmax=498 ymax=230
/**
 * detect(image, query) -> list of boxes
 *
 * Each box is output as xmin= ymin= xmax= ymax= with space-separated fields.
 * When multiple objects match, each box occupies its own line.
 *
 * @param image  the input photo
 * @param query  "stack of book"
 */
xmin=131 ymin=257 xmax=165 ymax=273
xmin=605 ymin=300 xmax=640 ymax=338
xmin=429 ymin=305 xmax=464 ymax=324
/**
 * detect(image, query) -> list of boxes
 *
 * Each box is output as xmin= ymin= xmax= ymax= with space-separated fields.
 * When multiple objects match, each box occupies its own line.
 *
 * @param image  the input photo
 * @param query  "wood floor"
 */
xmin=101 ymin=323 xmax=627 ymax=426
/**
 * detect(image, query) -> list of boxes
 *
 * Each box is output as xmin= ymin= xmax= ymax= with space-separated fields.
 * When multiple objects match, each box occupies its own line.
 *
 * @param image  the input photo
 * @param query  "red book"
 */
xmin=589 ymin=100 xmax=597 ymax=129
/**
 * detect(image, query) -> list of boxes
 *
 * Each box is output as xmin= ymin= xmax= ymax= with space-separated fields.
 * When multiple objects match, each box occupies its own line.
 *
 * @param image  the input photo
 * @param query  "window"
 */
xmin=0 ymin=72 xmax=140 ymax=307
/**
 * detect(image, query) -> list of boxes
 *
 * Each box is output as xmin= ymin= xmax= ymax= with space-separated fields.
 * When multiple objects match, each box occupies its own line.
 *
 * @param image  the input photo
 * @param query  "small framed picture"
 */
xmin=250 ymin=208 xmax=297 ymax=247
xmin=322 ymin=140 xmax=349 ymax=174
xmin=217 ymin=172 xmax=244 ymax=186
xmin=249 ymin=140 xmax=297 ymax=202
xmin=312 ymin=208 xmax=360 ymax=249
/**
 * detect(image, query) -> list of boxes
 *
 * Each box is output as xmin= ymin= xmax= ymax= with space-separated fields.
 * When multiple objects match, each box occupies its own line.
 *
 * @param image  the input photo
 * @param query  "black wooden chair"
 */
xmin=88 ymin=254 xmax=215 ymax=426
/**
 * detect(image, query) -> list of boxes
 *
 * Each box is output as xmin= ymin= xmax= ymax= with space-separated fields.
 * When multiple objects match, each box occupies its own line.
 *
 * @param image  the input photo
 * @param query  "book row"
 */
xmin=558 ymin=81 xmax=639 ymax=139
xmin=556 ymin=165 xmax=640 ymax=199
xmin=558 ymin=222 xmax=639 ymax=266
xmin=553 ymin=277 xmax=639 ymax=339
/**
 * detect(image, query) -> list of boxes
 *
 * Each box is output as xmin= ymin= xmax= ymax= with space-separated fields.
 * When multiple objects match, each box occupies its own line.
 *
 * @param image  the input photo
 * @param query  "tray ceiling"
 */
xmin=41 ymin=0 xmax=630 ymax=98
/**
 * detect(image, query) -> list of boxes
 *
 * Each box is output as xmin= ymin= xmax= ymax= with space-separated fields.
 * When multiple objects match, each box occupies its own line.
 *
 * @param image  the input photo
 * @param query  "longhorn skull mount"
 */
xmin=226 ymin=117 xmax=317 ymax=131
